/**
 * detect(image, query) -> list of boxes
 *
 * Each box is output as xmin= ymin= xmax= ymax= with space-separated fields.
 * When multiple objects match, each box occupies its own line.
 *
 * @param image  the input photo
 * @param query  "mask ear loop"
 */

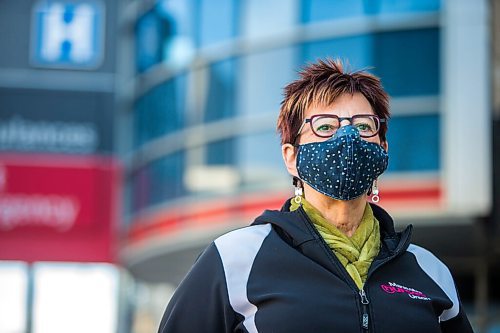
xmin=293 ymin=177 xmax=304 ymax=205
xmin=371 ymin=179 xmax=380 ymax=203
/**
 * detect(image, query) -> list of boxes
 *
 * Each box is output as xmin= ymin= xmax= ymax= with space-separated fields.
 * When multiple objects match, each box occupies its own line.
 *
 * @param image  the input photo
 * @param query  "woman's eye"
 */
xmin=356 ymin=123 xmax=372 ymax=132
xmin=316 ymin=124 xmax=335 ymax=132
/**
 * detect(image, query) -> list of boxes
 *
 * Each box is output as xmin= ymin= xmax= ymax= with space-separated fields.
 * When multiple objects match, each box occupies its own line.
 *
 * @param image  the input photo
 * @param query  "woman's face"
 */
xmin=282 ymin=92 xmax=388 ymax=178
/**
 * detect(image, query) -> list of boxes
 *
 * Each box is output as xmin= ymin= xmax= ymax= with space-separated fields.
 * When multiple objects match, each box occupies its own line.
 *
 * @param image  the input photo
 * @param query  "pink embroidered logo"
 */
xmin=380 ymin=282 xmax=431 ymax=301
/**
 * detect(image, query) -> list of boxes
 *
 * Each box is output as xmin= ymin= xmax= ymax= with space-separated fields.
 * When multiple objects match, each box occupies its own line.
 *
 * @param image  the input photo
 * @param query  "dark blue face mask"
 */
xmin=296 ymin=125 xmax=388 ymax=201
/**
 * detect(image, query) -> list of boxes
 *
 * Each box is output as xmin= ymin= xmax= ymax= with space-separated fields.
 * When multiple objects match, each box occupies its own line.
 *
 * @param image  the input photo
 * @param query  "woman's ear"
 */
xmin=282 ymin=143 xmax=299 ymax=178
xmin=381 ymin=140 xmax=389 ymax=152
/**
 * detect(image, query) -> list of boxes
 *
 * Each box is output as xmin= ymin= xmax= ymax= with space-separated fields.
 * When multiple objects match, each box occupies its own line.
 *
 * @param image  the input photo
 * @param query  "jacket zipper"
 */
xmin=298 ymin=207 xmax=373 ymax=331
xmin=359 ymin=289 xmax=370 ymax=330
xmin=357 ymin=225 xmax=412 ymax=332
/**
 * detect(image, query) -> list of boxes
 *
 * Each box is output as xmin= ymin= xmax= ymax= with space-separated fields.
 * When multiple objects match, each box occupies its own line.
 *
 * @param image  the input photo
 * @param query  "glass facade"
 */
xmin=129 ymin=0 xmax=442 ymax=215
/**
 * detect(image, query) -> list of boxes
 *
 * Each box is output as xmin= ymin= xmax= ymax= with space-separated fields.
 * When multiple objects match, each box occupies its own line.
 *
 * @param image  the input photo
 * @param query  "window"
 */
xmin=206 ymin=139 xmax=235 ymax=165
xmin=203 ymin=59 xmax=237 ymax=122
xmin=238 ymin=47 xmax=298 ymax=116
xmin=373 ymin=28 xmax=440 ymax=96
xmin=302 ymin=35 xmax=373 ymax=71
xmin=236 ymin=131 xmax=288 ymax=190
xmin=197 ymin=0 xmax=238 ymax=47
xmin=386 ymin=114 xmax=440 ymax=171
xmin=132 ymin=152 xmax=185 ymax=212
xmin=135 ymin=10 xmax=167 ymax=73
xmin=156 ymin=0 xmax=196 ymax=67
xmin=301 ymin=0 xmax=440 ymax=23
xmin=301 ymin=0 xmax=365 ymax=22
xmin=134 ymin=76 xmax=186 ymax=148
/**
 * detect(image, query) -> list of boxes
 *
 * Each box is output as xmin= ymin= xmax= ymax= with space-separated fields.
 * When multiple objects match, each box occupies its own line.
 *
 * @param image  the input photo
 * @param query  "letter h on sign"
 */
xmin=31 ymin=0 xmax=104 ymax=69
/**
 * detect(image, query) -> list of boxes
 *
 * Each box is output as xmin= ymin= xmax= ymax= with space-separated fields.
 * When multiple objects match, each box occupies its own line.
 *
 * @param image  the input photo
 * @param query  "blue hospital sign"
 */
xmin=32 ymin=0 xmax=104 ymax=69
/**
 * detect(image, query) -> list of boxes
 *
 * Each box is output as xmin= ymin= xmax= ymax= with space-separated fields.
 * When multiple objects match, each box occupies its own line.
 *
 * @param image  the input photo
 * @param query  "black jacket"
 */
xmin=158 ymin=200 xmax=473 ymax=332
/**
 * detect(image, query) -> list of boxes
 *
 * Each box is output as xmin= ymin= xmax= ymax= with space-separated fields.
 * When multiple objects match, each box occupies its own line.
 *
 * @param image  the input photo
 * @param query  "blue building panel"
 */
xmin=301 ymin=0 xmax=440 ymax=23
xmin=386 ymin=114 xmax=440 ymax=172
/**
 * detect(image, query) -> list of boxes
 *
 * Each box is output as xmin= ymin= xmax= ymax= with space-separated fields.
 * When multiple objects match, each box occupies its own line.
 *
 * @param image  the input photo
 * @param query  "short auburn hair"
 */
xmin=277 ymin=58 xmax=390 ymax=145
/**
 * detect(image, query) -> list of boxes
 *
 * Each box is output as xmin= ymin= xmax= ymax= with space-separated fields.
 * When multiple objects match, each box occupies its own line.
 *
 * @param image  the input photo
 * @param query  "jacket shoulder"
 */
xmin=214 ymin=224 xmax=273 ymax=274
xmin=406 ymin=244 xmax=459 ymax=321
xmin=214 ymin=223 xmax=273 ymax=253
xmin=212 ymin=223 xmax=272 ymax=332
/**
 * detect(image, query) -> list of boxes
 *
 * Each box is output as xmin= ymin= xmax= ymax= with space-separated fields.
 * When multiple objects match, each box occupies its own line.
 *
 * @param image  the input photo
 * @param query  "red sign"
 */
xmin=0 ymin=154 xmax=121 ymax=263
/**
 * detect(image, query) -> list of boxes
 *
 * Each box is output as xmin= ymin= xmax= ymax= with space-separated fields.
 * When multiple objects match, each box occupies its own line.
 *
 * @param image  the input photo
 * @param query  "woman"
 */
xmin=157 ymin=59 xmax=473 ymax=332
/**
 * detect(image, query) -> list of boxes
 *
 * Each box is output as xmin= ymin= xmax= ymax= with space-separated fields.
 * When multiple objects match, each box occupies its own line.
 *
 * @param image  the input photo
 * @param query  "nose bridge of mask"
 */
xmin=328 ymin=124 xmax=361 ymax=142
xmin=338 ymin=126 xmax=357 ymax=197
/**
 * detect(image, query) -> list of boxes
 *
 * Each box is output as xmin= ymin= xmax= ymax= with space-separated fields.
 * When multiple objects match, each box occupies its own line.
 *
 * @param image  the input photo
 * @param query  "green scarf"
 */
xmin=290 ymin=198 xmax=380 ymax=290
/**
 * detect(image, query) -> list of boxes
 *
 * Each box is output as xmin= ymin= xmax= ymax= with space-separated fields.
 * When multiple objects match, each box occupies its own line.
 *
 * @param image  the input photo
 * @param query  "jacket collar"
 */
xmin=252 ymin=198 xmax=411 ymax=255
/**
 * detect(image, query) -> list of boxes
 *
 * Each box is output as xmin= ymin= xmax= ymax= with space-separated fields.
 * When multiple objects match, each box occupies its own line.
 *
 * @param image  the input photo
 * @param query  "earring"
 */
xmin=293 ymin=177 xmax=303 ymax=204
xmin=371 ymin=179 xmax=380 ymax=203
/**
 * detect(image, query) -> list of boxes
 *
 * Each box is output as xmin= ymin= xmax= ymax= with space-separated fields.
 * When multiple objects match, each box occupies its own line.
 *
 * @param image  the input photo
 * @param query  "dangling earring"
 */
xmin=293 ymin=177 xmax=303 ymax=204
xmin=371 ymin=179 xmax=380 ymax=203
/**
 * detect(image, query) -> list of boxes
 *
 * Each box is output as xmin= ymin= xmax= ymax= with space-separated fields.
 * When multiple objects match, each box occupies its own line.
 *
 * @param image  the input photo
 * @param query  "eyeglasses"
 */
xmin=294 ymin=114 xmax=386 ymax=143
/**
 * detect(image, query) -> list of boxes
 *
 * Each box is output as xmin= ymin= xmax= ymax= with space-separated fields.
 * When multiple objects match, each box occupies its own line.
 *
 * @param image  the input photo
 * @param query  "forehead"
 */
xmin=304 ymin=92 xmax=374 ymax=119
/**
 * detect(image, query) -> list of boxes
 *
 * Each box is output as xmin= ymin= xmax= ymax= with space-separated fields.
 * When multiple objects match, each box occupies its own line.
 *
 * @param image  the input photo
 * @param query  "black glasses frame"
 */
xmin=294 ymin=114 xmax=386 ymax=143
